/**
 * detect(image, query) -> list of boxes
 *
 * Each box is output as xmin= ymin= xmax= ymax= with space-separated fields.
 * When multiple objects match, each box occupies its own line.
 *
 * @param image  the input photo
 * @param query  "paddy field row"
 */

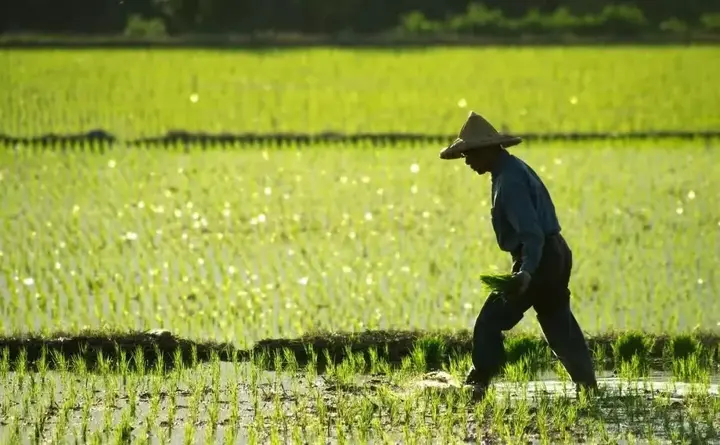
xmin=1 ymin=139 xmax=719 ymax=347
xmin=1 ymin=47 xmax=719 ymax=137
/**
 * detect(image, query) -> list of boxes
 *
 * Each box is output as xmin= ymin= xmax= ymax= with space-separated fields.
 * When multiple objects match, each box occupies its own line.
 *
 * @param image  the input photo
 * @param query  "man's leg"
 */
xmin=536 ymin=304 xmax=597 ymax=389
xmin=535 ymin=237 xmax=597 ymax=388
xmin=468 ymin=290 xmax=532 ymax=388
xmin=533 ymin=235 xmax=597 ymax=390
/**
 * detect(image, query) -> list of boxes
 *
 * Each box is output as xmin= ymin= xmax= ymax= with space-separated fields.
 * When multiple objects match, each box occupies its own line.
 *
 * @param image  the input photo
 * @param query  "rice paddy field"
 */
xmin=1 ymin=46 xmax=720 ymax=137
xmin=1 ymin=45 xmax=720 ymax=444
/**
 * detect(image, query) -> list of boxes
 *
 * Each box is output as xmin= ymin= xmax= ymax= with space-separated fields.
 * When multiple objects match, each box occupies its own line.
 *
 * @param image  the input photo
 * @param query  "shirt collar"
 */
xmin=490 ymin=149 xmax=513 ymax=180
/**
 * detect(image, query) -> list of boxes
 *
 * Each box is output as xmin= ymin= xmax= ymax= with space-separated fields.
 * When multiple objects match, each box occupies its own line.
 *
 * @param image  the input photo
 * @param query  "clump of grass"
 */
xmin=413 ymin=335 xmax=447 ymax=370
xmin=612 ymin=331 xmax=654 ymax=366
xmin=664 ymin=334 xmax=700 ymax=361
xmin=479 ymin=274 xmax=515 ymax=294
xmin=618 ymin=354 xmax=649 ymax=379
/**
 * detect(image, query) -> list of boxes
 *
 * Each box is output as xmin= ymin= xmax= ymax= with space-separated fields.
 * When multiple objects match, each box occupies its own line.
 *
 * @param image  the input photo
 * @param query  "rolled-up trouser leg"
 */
xmin=536 ymin=304 xmax=597 ymax=387
xmin=471 ymin=292 xmax=531 ymax=386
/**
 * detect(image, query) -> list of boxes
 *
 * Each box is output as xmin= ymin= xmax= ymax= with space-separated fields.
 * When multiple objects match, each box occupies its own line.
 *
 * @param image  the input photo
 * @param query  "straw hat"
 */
xmin=439 ymin=111 xmax=522 ymax=160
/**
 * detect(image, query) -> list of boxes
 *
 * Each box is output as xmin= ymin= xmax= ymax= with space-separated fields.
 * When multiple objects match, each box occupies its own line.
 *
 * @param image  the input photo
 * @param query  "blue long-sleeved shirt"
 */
xmin=490 ymin=150 xmax=561 ymax=275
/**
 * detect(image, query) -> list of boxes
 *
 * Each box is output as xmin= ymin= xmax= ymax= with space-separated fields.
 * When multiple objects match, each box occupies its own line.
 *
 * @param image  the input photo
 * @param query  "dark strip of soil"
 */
xmin=1 ymin=129 xmax=718 ymax=150
xmin=250 ymin=329 xmax=720 ymax=372
xmin=0 ymin=329 xmax=239 ymax=373
xmin=1 ymin=328 xmax=718 ymax=374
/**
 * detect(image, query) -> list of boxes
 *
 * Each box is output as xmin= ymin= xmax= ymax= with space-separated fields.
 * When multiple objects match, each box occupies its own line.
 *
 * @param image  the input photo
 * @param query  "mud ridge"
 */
xmin=1 ymin=129 xmax=719 ymax=150
xmin=2 ymin=328 xmax=719 ymax=374
xmin=250 ymin=329 xmax=720 ymax=372
xmin=0 ymin=328 xmax=240 ymax=372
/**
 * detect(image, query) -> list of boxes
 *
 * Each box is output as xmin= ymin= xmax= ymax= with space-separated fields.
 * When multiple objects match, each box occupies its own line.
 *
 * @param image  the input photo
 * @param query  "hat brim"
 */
xmin=439 ymin=135 xmax=522 ymax=160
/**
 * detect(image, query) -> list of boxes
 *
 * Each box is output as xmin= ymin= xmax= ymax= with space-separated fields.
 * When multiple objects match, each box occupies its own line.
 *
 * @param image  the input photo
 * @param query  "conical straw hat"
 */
xmin=439 ymin=111 xmax=522 ymax=160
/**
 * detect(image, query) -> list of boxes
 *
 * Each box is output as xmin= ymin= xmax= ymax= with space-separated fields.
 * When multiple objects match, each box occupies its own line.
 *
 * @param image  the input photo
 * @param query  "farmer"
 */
xmin=439 ymin=111 xmax=598 ymax=398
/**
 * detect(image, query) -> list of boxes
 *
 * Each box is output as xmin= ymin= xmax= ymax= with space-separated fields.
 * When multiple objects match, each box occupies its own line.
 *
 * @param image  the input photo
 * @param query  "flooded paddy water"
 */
xmin=2 ymin=361 xmax=719 ymax=444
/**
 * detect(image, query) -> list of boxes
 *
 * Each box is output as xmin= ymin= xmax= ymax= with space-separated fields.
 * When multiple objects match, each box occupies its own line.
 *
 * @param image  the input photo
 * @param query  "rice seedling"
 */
xmin=479 ymin=273 xmax=516 ymax=294
xmin=4 ymin=347 xmax=686 ymax=443
xmin=2 ymin=47 xmax=719 ymax=136
xmin=5 ymin=139 xmax=718 ymax=344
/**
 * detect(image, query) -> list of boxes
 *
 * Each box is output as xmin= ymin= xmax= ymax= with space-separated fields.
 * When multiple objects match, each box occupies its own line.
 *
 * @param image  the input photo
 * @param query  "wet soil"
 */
xmin=1 ymin=364 xmax=719 ymax=444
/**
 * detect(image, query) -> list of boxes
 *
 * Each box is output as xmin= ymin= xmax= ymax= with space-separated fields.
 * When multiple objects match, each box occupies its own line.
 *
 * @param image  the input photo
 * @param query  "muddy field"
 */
xmin=2 ymin=360 xmax=719 ymax=444
xmin=1 ymin=330 xmax=719 ymax=443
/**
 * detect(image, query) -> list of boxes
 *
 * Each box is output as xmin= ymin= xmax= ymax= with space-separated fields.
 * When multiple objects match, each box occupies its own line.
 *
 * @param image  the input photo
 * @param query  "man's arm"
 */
xmin=499 ymin=178 xmax=545 ymax=275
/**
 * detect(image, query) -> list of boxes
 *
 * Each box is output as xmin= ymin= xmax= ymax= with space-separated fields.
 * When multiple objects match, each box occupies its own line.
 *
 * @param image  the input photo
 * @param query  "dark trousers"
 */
xmin=471 ymin=233 xmax=597 ymax=387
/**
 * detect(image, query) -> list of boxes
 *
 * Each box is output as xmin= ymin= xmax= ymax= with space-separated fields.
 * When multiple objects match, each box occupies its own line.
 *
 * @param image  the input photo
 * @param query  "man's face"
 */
xmin=463 ymin=148 xmax=496 ymax=175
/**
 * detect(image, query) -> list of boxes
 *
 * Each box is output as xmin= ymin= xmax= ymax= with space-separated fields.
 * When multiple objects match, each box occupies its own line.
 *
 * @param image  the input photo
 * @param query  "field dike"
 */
xmin=1 ymin=129 xmax=720 ymax=149
xmin=1 ymin=328 xmax=719 ymax=375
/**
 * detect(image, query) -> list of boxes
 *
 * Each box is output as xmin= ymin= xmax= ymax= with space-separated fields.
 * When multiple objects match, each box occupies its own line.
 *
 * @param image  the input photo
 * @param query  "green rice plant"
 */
xmin=445 ymin=352 xmax=472 ymax=382
xmin=14 ymin=348 xmax=27 ymax=381
xmin=612 ymin=332 xmax=654 ymax=370
xmin=71 ymin=354 xmax=87 ymax=375
xmin=334 ymin=356 xmax=359 ymax=389
xmin=246 ymin=422 xmax=258 ymax=445
xmin=114 ymin=407 xmax=133 ymax=444
xmin=336 ymin=417 xmax=349 ymax=445
xmin=351 ymin=349 xmax=368 ymax=374
xmin=340 ymin=345 xmax=366 ymax=374
xmin=183 ymin=422 xmax=194 ymax=445
xmin=2 ymin=141 xmax=720 ymax=343
xmin=152 ymin=345 xmax=165 ymax=374
xmin=188 ymin=376 xmax=204 ymax=426
xmin=126 ymin=375 xmax=139 ymax=418
xmin=369 ymin=350 xmax=392 ymax=376
xmin=409 ymin=343 xmax=428 ymax=373
xmin=5 ymin=415 xmax=21 ymax=445
xmin=358 ymin=397 xmax=378 ymax=439
xmin=281 ymin=347 xmax=299 ymax=375
xmin=208 ymin=385 xmax=221 ymax=439
xmin=479 ymin=274 xmax=515 ymax=294
xmin=503 ymin=356 xmax=533 ymax=384
xmin=0 ymin=348 xmax=9 ymax=376
xmin=133 ymin=346 xmax=146 ymax=376
xmin=78 ymin=385 xmax=93 ymax=442
xmin=662 ymin=333 xmax=700 ymax=365
xmin=32 ymin=395 xmax=53 ymax=445
xmin=534 ymin=395 xmax=553 ymax=444
xmin=35 ymin=346 xmax=48 ymax=379
xmin=414 ymin=335 xmax=447 ymax=369
xmin=553 ymin=359 xmax=571 ymax=382
xmin=398 ymin=355 xmax=417 ymax=382
xmin=3 ymin=48 xmax=719 ymax=137
xmin=672 ymin=351 xmax=711 ymax=384
xmin=56 ymin=377 xmax=77 ymax=440
xmin=619 ymin=354 xmax=650 ymax=379
xmin=144 ymin=390 xmax=161 ymax=438
xmin=89 ymin=430 xmax=104 ymax=445
xmin=166 ymin=385 xmax=178 ymax=433
xmin=510 ymin=396 xmax=532 ymax=442
xmin=51 ymin=349 xmax=67 ymax=373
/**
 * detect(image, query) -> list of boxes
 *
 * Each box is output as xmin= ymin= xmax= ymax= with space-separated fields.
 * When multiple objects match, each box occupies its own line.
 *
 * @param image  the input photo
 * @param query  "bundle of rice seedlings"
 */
xmin=479 ymin=273 xmax=515 ymax=294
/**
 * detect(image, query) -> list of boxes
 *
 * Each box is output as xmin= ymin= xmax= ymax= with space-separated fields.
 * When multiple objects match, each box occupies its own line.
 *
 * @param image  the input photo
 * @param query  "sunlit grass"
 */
xmin=1 ymin=138 xmax=719 ymax=348
xmin=1 ymin=47 xmax=719 ymax=137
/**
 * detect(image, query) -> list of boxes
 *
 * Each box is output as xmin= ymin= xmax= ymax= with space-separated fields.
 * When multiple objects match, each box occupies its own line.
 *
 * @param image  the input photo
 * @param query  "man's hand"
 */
xmin=508 ymin=270 xmax=532 ymax=296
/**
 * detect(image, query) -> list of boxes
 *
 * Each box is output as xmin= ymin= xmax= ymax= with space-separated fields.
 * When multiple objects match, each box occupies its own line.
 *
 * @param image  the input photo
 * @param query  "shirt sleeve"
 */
xmin=498 ymin=176 xmax=545 ymax=275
